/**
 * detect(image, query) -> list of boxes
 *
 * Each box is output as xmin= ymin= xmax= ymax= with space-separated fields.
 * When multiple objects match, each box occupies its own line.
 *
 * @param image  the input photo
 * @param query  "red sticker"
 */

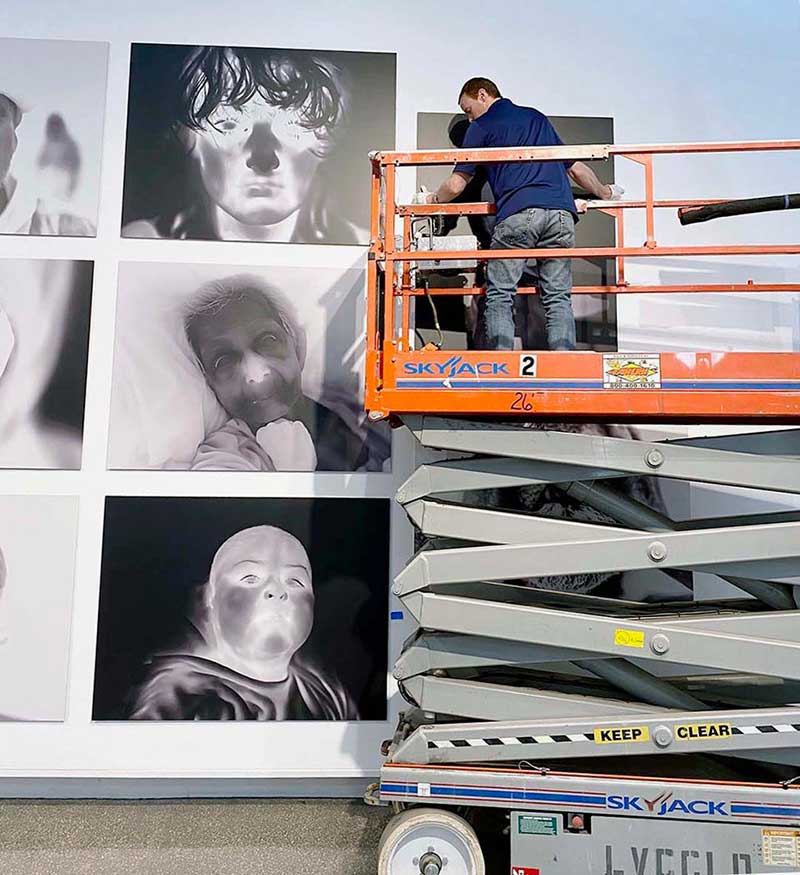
xmin=511 ymin=868 xmax=540 ymax=875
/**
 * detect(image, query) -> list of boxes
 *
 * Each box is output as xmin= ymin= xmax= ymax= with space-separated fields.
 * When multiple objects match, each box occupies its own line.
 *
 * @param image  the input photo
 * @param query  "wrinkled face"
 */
xmin=458 ymin=89 xmax=491 ymax=123
xmin=188 ymin=92 xmax=327 ymax=227
xmin=210 ymin=527 xmax=314 ymax=662
xmin=189 ymin=294 xmax=302 ymax=429
xmin=0 ymin=95 xmax=20 ymax=185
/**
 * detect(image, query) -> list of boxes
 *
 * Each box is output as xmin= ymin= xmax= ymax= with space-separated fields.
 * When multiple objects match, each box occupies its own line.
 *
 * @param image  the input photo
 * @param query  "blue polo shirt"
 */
xmin=454 ymin=98 xmax=576 ymax=224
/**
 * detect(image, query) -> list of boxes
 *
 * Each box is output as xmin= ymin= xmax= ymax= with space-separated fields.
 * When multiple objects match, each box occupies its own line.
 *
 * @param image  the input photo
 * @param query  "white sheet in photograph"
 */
xmin=0 ymin=495 xmax=79 ymax=721
xmin=108 ymin=261 xmax=390 ymax=472
xmin=0 ymin=38 xmax=108 ymax=236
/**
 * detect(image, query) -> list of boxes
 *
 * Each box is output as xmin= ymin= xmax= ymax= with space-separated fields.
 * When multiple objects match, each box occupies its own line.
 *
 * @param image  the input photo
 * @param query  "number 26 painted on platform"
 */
xmin=511 ymin=392 xmax=534 ymax=412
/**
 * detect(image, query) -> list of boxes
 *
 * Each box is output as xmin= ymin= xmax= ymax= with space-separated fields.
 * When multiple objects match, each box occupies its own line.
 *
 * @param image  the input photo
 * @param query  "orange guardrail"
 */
xmin=365 ymin=140 xmax=800 ymax=422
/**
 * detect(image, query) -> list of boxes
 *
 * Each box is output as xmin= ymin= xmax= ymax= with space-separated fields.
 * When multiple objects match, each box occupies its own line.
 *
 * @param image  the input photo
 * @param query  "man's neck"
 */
xmin=211 ymin=204 xmax=300 ymax=242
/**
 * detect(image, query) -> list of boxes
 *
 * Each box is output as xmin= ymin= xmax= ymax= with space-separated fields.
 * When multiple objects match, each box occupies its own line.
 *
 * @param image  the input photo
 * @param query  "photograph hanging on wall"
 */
xmin=92 ymin=497 xmax=391 ymax=721
xmin=121 ymin=43 xmax=396 ymax=245
xmin=0 ymin=258 xmax=93 ymax=469
xmin=0 ymin=38 xmax=108 ymax=236
xmin=107 ymin=261 xmax=389 ymax=472
xmin=0 ymin=495 xmax=79 ymax=721
xmin=415 ymin=111 xmax=618 ymax=350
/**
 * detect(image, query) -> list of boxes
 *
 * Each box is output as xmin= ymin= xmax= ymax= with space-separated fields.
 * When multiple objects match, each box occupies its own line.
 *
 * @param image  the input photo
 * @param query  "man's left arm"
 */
xmin=422 ymin=121 xmax=485 ymax=204
xmin=428 ymin=171 xmax=471 ymax=204
xmin=568 ymin=161 xmax=622 ymax=201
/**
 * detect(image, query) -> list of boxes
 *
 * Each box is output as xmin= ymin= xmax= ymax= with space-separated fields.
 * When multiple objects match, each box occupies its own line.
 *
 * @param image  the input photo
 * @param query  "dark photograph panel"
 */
xmin=0 ymin=259 xmax=93 ymax=469
xmin=415 ymin=112 xmax=617 ymax=350
xmin=108 ymin=262 xmax=389 ymax=472
xmin=93 ymin=497 xmax=391 ymax=721
xmin=0 ymin=38 xmax=108 ymax=237
xmin=122 ymin=44 xmax=396 ymax=245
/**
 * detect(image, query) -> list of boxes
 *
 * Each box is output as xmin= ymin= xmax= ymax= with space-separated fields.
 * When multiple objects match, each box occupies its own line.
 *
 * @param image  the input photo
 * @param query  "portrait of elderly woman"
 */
xmin=92 ymin=497 xmax=391 ymax=721
xmin=184 ymin=274 xmax=368 ymax=471
xmin=121 ymin=43 xmax=396 ymax=244
xmin=108 ymin=262 xmax=390 ymax=472
xmin=0 ymin=259 xmax=93 ymax=469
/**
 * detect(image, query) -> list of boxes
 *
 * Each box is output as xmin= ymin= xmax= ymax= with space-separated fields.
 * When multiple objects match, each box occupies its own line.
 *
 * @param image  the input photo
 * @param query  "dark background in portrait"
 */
xmin=416 ymin=112 xmax=617 ymax=350
xmin=92 ymin=496 xmax=391 ymax=720
xmin=121 ymin=43 xmax=396 ymax=244
xmin=37 ymin=260 xmax=93 ymax=435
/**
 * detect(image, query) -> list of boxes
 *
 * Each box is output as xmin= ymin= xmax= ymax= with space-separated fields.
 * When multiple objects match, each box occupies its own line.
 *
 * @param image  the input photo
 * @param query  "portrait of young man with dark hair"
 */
xmin=122 ymin=44 xmax=396 ymax=245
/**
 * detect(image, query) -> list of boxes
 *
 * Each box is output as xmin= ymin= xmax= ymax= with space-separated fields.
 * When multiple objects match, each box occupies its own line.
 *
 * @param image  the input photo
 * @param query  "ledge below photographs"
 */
xmin=0 ymin=776 xmax=374 ymax=799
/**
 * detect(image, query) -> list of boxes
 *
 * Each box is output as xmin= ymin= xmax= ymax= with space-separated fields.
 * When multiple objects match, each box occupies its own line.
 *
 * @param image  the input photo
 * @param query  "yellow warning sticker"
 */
xmin=675 ymin=723 xmax=732 ymax=741
xmin=614 ymin=628 xmax=645 ymax=649
xmin=762 ymin=829 xmax=800 ymax=867
xmin=594 ymin=726 xmax=650 ymax=745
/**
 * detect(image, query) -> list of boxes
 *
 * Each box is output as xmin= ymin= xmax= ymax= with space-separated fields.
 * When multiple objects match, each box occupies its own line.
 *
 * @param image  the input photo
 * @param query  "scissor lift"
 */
xmin=365 ymin=141 xmax=800 ymax=874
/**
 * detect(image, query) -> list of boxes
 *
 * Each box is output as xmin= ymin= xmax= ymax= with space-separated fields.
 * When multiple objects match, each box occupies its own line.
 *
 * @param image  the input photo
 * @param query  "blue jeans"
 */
xmin=480 ymin=207 xmax=576 ymax=350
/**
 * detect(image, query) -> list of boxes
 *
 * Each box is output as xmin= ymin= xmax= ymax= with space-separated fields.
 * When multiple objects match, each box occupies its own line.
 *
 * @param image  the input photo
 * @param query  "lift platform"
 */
xmin=366 ymin=139 xmax=800 ymax=422
xmin=367 ymin=141 xmax=800 ymax=875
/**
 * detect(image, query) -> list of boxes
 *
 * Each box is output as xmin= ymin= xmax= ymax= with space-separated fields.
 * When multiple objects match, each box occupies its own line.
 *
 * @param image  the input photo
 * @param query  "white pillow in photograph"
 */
xmin=108 ymin=275 xmax=227 ymax=469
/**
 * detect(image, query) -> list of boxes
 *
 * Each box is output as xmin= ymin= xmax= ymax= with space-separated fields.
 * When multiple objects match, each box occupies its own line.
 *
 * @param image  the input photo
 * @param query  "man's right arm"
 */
xmin=425 ymin=121 xmax=483 ymax=204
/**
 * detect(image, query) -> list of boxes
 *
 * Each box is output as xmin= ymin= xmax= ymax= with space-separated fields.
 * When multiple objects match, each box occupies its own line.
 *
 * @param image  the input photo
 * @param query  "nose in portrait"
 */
xmin=245 ymin=119 xmax=281 ymax=175
xmin=241 ymin=349 xmax=274 ymax=388
xmin=261 ymin=576 xmax=290 ymax=602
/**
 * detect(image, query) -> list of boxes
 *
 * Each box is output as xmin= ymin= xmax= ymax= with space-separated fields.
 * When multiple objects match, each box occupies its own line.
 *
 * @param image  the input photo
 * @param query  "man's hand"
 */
xmin=411 ymin=186 xmax=435 ymax=205
xmin=575 ymin=199 xmax=588 ymax=214
xmin=604 ymin=183 xmax=625 ymax=200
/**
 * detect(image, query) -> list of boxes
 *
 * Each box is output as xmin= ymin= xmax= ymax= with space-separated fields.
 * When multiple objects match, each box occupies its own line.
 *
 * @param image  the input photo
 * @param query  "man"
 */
xmin=184 ymin=273 xmax=369 ymax=471
xmin=0 ymin=81 xmax=93 ymax=236
xmin=130 ymin=526 xmax=358 ymax=720
xmin=123 ymin=46 xmax=359 ymax=244
xmin=424 ymin=78 xmax=622 ymax=350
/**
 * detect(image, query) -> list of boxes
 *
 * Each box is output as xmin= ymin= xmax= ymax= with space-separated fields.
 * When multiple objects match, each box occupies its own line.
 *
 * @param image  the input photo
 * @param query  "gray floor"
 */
xmin=0 ymin=799 xmax=393 ymax=874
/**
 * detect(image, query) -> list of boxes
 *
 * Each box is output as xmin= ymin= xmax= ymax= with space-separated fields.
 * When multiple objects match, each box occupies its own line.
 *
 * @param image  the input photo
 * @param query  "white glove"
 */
xmin=255 ymin=419 xmax=318 ymax=471
xmin=575 ymin=198 xmax=588 ymax=214
xmin=607 ymin=183 xmax=625 ymax=200
xmin=411 ymin=185 xmax=432 ymax=205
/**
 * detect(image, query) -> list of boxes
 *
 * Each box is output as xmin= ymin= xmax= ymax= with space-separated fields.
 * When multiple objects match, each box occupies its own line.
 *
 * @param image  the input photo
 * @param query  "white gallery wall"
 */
xmin=0 ymin=0 xmax=798 ymax=790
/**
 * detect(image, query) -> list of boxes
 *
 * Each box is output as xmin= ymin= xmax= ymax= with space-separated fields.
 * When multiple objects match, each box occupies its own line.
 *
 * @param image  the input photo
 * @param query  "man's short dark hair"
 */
xmin=176 ymin=47 xmax=349 ymax=157
xmin=459 ymin=77 xmax=502 ymax=101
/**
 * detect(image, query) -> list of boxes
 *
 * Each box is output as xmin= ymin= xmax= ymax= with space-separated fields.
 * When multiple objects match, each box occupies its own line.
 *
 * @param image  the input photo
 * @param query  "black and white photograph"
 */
xmin=92 ymin=497 xmax=391 ymax=721
xmin=121 ymin=43 xmax=396 ymax=245
xmin=108 ymin=261 xmax=389 ymax=472
xmin=0 ymin=38 xmax=108 ymax=236
xmin=0 ymin=495 xmax=79 ymax=721
xmin=415 ymin=112 xmax=618 ymax=350
xmin=0 ymin=259 xmax=93 ymax=469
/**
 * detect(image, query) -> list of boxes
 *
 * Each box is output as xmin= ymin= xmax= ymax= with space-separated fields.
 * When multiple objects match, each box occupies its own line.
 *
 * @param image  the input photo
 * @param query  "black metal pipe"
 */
xmin=679 ymin=194 xmax=800 ymax=225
